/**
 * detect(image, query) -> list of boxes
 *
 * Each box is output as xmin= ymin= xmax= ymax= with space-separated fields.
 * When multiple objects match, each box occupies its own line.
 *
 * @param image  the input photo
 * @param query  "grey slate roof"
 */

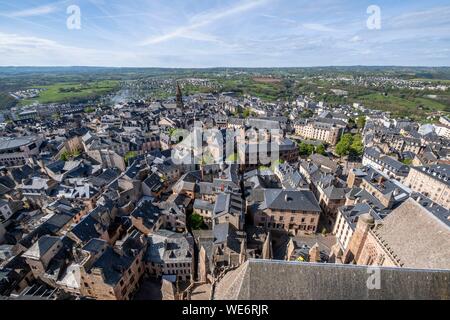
xmin=213 ymin=223 xmax=241 ymax=253
xmin=146 ymin=230 xmax=192 ymax=264
xmin=413 ymin=164 xmax=450 ymax=187
xmin=22 ymin=236 xmax=60 ymax=260
xmin=262 ymin=189 xmax=321 ymax=212
xmin=213 ymin=192 xmax=243 ymax=218
xmin=214 ymin=259 xmax=450 ymax=300
xmin=0 ymin=136 xmax=37 ymax=151
xmin=193 ymin=199 xmax=214 ymax=212
xmin=339 ymin=203 xmax=380 ymax=230
xmin=130 ymin=199 xmax=162 ymax=231
xmin=88 ymin=231 xmax=145 ymax=286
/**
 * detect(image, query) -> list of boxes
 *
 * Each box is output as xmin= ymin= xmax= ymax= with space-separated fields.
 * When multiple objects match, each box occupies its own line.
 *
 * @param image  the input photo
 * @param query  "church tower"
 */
xmin=262 ymin=232 xmax=273 ymax=260
xmin=176 ymin=82 xmax=184 ymax=110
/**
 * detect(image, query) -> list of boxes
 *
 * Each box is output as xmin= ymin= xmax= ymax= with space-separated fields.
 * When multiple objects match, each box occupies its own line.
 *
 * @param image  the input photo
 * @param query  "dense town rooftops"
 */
xmin=1 ymin=72 xmax=450 ymax=301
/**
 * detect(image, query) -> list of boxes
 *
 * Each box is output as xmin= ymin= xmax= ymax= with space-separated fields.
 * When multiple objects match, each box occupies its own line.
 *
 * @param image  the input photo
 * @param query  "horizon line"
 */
xmin=1 ymin=65 xmax=450 ymax=69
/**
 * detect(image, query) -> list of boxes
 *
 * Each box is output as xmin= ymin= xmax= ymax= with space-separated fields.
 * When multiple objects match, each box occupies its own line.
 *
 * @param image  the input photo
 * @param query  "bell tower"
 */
xmin=176 ymin=82 xmax=184 ymax=110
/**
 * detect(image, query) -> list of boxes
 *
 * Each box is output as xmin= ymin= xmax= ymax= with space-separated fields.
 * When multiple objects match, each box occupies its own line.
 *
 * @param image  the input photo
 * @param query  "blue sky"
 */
xmin=0 ymin=0 xmax=449 ymax=67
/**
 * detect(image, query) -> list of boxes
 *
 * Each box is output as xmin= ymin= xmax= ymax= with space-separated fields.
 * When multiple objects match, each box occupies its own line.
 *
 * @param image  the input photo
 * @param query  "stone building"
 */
xmin=294 ymin=119 xmax=345 ymax=145
xmin=145 ymin=229 xmax=194 ymax=283
xmin=342 ymin=198 xmax=450 ymax=269
xmin=248 ymin=189 xmax=322 ymax=235
xmin=362 ymin=147 xmax=410 ymax=182
xmin=404 ymin=164 xmax=450 ymax=209
xmin=58 ymin=231 xmax=147 ymax=300
xmin=213 ymin=192 xmax=244 ymax=230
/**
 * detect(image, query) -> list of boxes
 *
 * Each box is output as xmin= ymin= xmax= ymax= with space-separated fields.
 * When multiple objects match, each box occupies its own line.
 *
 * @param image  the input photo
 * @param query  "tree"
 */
xmin=335 ymin=134 xmax=353 ymax=157
xmin=60 ymin=151 xmax=69 ymax=161
xmin=348 ymin=118 xmax=356 ymax=129
xmin=335 ymin=133 xmax=364 ymax=158
xmin=301 ymin=109 xmax=314 ymax=118
xmin=349 ymin=134 xmax=364 ymax=158
xmin=60 ymin=149 xmax=81 ymax=161
xmin=124 ymin=151 xmax=138 ymax=165
xmin=242 ymin=108 xmax=251 ymax=118
xmin=356 ymin=116 xmax=366 ymax=129
xmin=401 ymin=158 xmax=413 ymax=165
xmin=190 ymin=214 xmax=207 ymax=230
xmin=315 ymin=144 xmax=326 ymax=156
xmin=299 ymin=142 xmax=315 ymax=156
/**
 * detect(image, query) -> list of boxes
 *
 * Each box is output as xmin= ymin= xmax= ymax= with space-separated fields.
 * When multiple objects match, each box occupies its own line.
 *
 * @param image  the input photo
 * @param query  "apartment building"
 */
xmin=404 ymin=164 xmax=450 ymax=209
xmin=294 ymin=119 xmax=345 ymax=145
xmin=249 ymin=189 xmax=322 ymax=235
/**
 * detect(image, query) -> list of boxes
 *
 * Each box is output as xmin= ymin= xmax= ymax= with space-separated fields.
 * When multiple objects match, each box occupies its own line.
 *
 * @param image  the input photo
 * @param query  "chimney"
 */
xmin=309 ymin=243 xmax=321 ymax=263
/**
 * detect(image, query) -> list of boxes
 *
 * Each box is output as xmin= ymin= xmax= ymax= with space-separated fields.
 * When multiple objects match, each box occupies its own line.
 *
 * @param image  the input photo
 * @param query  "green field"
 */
xmin=410 ymin=78 xmax=450 ymax=84
xmin=354 ymin=93 xmax=449 ymax=119
xmin=219 ymin=78 xmax=286 ymax=102
xmin=19 ymin=80 xmax=119 ymax=106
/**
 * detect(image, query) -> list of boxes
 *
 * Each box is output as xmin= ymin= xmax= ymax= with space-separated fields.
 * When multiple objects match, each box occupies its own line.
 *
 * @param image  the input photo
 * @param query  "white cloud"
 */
xmin=6 ymin=4 xmax=59 ymax=18
xmin=0 ymin=32 xmax=135 ymax=66
xmin=350 ymin=35 xmax=362 ymax=42
xmin=0 ymin=32 xmax=57 ymax=50
xmin=389 ymin=6 xmax=450 ymax=29
xmin=260 ymin=14 xmax=297 ymax=25
xmin=140 ymin=0 xmax=270 ymax=45
xmin=302 ymin=23 xmax=335 ymax=32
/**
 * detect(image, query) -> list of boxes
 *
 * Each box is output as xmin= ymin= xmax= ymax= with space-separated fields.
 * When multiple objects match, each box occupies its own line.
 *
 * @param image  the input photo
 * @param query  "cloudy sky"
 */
xmin=0 ymin=0 xmax=449 ymax=67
